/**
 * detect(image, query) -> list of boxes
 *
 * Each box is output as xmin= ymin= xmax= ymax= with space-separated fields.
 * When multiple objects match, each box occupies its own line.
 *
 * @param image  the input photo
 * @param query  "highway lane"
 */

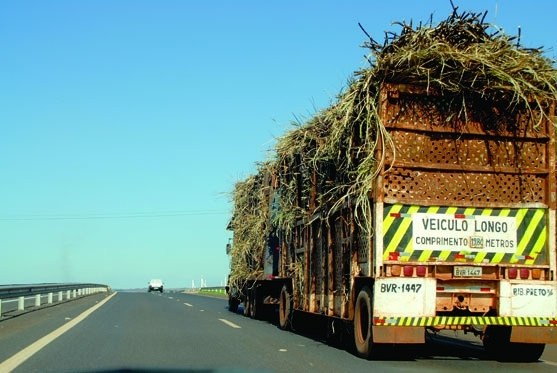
xmin=3 ymin=291 xmax=557 ymax=372
xmin=0 ymin=292 xmax=113 ymax=363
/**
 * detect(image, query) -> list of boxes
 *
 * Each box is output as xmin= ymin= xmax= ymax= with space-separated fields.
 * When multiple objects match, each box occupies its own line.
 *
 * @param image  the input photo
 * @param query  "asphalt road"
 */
xmin=1 ymin=291 xmax=557 ymax=372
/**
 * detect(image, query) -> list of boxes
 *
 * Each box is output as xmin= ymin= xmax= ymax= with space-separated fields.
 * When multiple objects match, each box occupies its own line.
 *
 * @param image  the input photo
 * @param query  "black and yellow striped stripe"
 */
xmin=382 ymin=204 xmax=548 ymax=265
xmin=373 ymin=316 xmax=557 ymax=327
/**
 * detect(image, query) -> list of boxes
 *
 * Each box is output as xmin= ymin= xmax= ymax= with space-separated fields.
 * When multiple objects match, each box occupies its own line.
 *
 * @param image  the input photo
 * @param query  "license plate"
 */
xmin=454 ymin=266 xmax=482 ymax=277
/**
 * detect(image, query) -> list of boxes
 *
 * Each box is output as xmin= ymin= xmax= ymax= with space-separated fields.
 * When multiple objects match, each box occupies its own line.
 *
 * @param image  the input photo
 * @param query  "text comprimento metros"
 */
xmin=412 ymin=213 xmax=517 ymax=252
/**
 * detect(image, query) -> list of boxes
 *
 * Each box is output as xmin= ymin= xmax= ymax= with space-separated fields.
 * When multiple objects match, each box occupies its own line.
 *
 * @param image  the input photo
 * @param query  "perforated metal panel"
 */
xmin=380 ymin=83 xmax=552 ymax=206
xmin=383 ymin=168 xmax=546 ymax=205
xmin=387 ymin=131 xmax=548 ymax=169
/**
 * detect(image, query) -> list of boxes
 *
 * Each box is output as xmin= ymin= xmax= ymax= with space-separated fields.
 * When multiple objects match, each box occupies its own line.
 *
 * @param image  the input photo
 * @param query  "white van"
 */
xmin=148 ymin=279 xmax=163 ymax=293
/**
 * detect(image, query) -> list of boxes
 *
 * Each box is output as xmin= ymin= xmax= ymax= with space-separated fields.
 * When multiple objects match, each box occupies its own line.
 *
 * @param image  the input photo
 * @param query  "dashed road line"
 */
xmin=219 ymin=318 xmax=241 ymax=329
xmin=184 ymin=303 xmax=193 ymax=307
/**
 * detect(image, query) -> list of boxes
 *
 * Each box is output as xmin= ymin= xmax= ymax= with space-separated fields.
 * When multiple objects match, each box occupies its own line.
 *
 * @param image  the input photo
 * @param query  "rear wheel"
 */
xmin=483 ymin=326 xmax=545 ymax=362
xmin=249 ymin=287 xmax=259 ymax=319
xmin=354 ymin=286 xmax=374 ymax=359
xmin=279 ymin=285 xmax=292 ymax=330
xmin=243 ymin=292 xmax=251 ymax=317
xmin=228 ymin=297 xmax=239 ymax=312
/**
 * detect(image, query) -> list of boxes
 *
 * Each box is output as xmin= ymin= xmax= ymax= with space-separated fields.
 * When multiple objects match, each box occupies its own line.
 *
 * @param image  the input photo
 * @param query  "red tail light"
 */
xmin=416 ymin=265 xmax=427 ymax=277
xmin=403 ymin=266 xmax=414 ymax=277
xmin=520 ymin=268 xmax=530 ymax=279
xmin=508 ymin=268 xmax=518 ymax=279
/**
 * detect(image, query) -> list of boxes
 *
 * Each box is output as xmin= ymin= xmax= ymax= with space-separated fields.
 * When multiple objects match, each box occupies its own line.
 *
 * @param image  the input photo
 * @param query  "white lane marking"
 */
xmin=219 ymin=318 xmax=241 ymax=329
xmin=184 ymin=303 xmax=193 ymax=307
xmin=543 ymin=360 xmax=557 ymax=367
xmin=0 ymin=292 xmax=117 ymax=371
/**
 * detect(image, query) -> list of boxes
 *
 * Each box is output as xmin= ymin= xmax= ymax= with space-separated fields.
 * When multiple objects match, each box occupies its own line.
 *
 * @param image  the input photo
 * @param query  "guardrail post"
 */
xmin=59 ymin=291 xmax=63 ymax=301
xmin=72 ymin=289 xmax=77 ymax=298
xmin=48 ymin=292 xmax=53 ymax=304
xmin=35 ymin=294 xmax=41 ymax=307
xmin=0 ymin=299 xmax=2 ymax=318
xmin=67 ymin=290 xmax=71 ymax=299
xmin=18 ymin=296 xmax=25 ymax=311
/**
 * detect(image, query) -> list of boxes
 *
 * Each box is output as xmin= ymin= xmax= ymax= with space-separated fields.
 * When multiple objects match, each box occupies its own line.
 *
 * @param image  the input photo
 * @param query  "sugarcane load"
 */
xmin=226 ymin=4 xmax=557 ymax=362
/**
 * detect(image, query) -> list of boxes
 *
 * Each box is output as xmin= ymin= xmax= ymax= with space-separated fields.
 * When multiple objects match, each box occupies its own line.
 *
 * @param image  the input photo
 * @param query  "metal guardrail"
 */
xmin=197 ymin=286 xmax=226 ymax=295
xmin=0 ymin=283 xmax=111 ymax=319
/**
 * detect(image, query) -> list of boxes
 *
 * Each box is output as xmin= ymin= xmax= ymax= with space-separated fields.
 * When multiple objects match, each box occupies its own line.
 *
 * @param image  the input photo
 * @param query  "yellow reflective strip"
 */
xmin=438 ymin=250 xmax=451 ymax=261
xmin=481 ymin=208 xmax=493 ymax=217
xmin=474 ymin=251 xmax=487 ymax=263
xmin=418 ymin=249 xmax=433 ymax=262
xmin=464 ymin=207 xmax=476 ymax=216
xmin=499 ymin=208 xmax=511 ymax=218
xmin=383 ymin=205 xmax=403 ymax=260
xmin=515 ymin=209 xmax=527 ymax=231
xmin=526 ymin=224 xmax=546 ymax=265
xmin=491 ymin=252 xmax=505 ymax=264
xmin=517 ymin=209 xmax=544 ymax=257
xmin=400 ymin=206 xmax=422 ymax=261
xmin=383 ymin=204 xmax=402 ymax=237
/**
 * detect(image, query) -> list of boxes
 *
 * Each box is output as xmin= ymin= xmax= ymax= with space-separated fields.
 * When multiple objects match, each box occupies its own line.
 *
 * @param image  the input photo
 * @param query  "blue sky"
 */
xmin=1 ymin=1 xmax=556 ymax=289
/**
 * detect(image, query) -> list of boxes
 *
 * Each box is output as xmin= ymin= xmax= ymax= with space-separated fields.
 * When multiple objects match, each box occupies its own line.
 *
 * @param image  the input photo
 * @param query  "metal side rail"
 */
xmin=0 ymin=283 xmax=111 ymax=319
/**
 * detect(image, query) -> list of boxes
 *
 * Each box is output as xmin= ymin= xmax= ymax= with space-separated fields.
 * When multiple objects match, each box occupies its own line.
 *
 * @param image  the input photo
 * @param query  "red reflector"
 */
xmin=520 ymin=268 xmax=530 ymax=279
xmin=550 ymin=320 xmax=557 ymax=325
xmin=436 ymin=287 xmax=444 ymax=291
xmin=389 ymin=252 xmax=400 ymax=261
xmin=480 ymin=288 xmax=492 ymax=292
xmin=416 ymin=266 xmax=427 ymax=277
xmin=454 ymin=214 xmax=466 ymax=219
xmin=403 ymin=266 xmax=414 ymax=277
xmin=390 ymin=213 xmax=401 ymax=218
xmin=455 ymin=254 xmax=465 ymax=259
xmin=508 ymin=268 xmax=518 ymax=279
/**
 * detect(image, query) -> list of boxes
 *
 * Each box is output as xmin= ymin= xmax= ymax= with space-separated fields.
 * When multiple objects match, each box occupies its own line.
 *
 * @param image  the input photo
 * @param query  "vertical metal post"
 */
xmin=67 ymin=290 xmax=71 ymax=299
xmin=59 ymin=291 xmax=63 ymax=301
xmin=35 ymin=294 xmax=41 ymax=307
xmin=18 ymin=296 xmax=25 ymax=311
xmin=48 ymin=292 xmax=53 ymax=304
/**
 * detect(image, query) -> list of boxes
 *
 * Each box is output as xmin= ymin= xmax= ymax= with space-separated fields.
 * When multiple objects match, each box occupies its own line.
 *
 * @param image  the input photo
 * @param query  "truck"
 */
xmin=226 ymin=9 xmax=557 ymax=362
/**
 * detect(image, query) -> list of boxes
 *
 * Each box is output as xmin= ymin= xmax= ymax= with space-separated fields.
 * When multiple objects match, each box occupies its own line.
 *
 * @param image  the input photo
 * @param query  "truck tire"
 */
xmin=279 ymin=285 xmax=292 ymax=330
xmin=483 ymin=326 xmax=545 ymax=362
xmin=249 ymin=287 xmax=259 ymax=319
xmin=354 ymin=286 xmax=374 ymax=359
xmin=228 ymin=297 xmax=239 ymax=313
xmin=243 ymin=293 xmax=251 ymax=317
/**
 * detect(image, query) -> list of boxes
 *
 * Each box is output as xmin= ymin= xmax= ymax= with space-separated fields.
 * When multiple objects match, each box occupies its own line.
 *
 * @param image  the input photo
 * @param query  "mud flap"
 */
xmin=510 ymin=326 xmax=557 ymax=343
xmin=372 ymin=326 xmax=425 ymax=343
